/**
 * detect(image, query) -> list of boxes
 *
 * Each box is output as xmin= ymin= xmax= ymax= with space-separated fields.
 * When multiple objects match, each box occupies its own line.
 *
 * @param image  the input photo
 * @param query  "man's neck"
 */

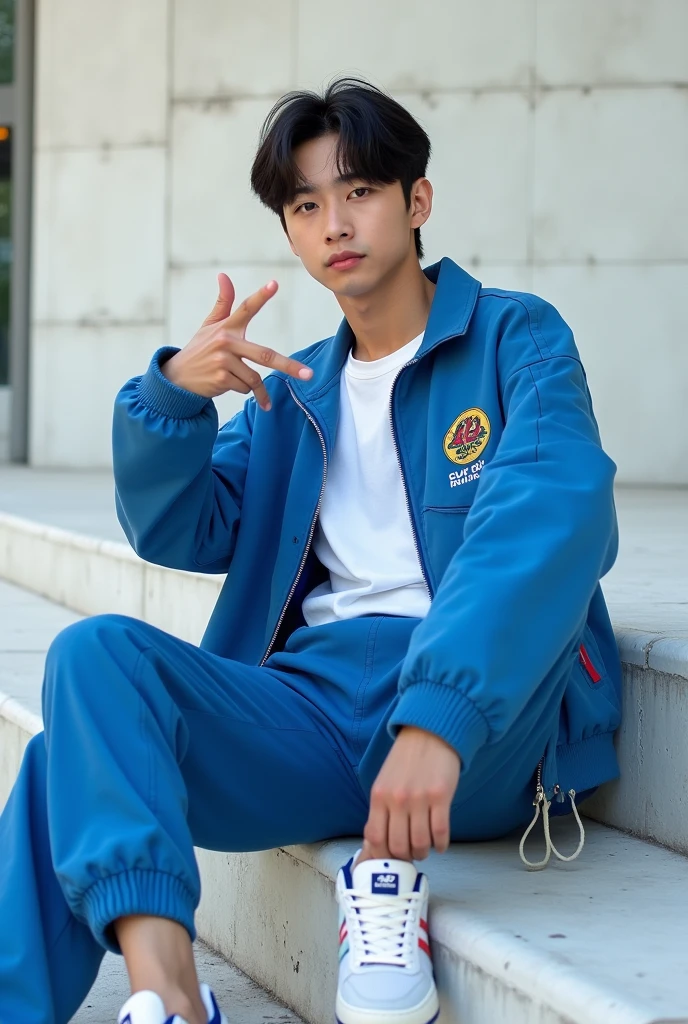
xmin=337 ymin=253 xmax=436 ymax=362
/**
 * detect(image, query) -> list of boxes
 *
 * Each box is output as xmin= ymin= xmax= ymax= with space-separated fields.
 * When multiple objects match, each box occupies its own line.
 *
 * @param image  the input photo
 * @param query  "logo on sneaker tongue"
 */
xmin=372 ymin=872 xmax=399 ymax=895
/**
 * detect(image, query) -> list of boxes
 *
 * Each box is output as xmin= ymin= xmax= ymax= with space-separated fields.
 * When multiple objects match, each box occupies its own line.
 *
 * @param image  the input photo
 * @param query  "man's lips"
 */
xmin=326 ymin=252 xmax=365 ymax=269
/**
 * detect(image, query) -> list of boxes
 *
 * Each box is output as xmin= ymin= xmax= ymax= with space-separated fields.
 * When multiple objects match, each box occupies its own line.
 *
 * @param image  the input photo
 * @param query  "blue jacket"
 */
xmin=113 ymin=257 xmax=622 ymax=800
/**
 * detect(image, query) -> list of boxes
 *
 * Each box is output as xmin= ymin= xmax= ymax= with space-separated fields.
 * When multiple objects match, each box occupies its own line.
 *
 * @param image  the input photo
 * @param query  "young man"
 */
xmin=0 ymin=78 xmax=622 ymax=1024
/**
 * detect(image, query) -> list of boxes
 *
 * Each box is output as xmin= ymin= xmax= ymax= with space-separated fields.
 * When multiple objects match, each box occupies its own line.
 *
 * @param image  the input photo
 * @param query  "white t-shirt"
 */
xmin=301 ymin=332 xmax=432 ymax=627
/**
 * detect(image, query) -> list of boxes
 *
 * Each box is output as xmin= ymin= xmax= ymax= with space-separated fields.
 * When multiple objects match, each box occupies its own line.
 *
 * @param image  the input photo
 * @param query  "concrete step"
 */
xmin=2 ymin=508 xmax=687 ymax=855
xmin=2 ymin=580 xmax=688 ymax=1024
xmin=72 ymin=942 xmax=304 ymax=1024
xmin=0 ymin=510 xmax=222 ymax=646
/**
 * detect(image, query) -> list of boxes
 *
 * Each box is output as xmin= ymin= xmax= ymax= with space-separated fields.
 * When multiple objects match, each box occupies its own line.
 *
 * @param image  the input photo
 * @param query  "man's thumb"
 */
xmin=202 ymin=272 xmax=235 ymax=326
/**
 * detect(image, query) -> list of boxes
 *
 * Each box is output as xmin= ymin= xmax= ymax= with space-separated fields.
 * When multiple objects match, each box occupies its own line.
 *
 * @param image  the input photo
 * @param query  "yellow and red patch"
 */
xmin=443 ymin=408 xmax=491 ymax=465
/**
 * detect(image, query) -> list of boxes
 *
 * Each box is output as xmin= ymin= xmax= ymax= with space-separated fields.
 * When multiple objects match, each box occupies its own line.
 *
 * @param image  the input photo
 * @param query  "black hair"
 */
xmin=250 ymin=77 xmax=431 ymax=260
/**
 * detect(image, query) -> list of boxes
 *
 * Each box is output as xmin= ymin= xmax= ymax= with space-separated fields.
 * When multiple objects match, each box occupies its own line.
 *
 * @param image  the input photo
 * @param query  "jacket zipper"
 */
xmin=259 ymin=383 xmax=328 ymax=666
xmin=579 ymin=643 xmax=602 ymax=683
xmin=534 ymin=757 xmax=545 ymax=806
xmin=389 ymin=358 xmax=433 ymax=598
xmin=533 ymin=757 xmax=563 ymax=805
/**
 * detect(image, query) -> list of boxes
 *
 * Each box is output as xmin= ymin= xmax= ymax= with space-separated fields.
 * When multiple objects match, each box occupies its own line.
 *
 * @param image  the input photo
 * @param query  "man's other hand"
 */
xmin=362 ymin=727 xmax=460 ymax=862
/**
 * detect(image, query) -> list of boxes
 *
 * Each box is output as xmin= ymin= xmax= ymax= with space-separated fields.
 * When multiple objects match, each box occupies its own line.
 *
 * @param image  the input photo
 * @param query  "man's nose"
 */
xmin=324 ymin=203 xmax=353 ymax=242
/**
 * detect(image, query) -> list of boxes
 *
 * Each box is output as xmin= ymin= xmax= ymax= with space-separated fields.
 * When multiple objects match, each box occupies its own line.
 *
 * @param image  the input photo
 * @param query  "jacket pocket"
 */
xmin=558 ymin=625 xmax=619 ymax=747
xmin=422 ymin=506 xmax=470 ymax=582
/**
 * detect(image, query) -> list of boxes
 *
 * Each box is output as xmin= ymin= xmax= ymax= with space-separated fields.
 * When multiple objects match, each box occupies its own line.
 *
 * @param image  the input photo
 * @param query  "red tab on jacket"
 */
xmin=579 ymin=643 xmax=602 ymax=683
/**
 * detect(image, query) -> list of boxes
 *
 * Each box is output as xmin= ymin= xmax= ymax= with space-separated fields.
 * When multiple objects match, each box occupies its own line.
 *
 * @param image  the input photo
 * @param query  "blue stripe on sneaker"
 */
xmin=341 ymin=856 xmax=354 ymax=889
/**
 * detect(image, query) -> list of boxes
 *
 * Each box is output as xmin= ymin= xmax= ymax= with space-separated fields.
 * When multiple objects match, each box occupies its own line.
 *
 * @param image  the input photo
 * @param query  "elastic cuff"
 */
xmin=80 ymin=869 xmax=197 ymax=953
xmin=388 ymin=680 xmax=490 ymax=772
xmin=137 ymin=347 xmax=212 ymax=419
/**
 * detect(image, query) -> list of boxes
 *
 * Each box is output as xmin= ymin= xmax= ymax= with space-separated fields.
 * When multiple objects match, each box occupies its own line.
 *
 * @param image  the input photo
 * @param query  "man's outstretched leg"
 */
xmin=0 ymin=734 xmax=104 ymax=1023
xmin=0 ymin=612 xmax=374 ymax=1023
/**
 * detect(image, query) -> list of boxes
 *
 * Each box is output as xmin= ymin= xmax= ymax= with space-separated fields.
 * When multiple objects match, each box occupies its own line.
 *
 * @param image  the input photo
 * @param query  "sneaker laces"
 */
xmin=344 ymin=888 xmax=423 ymax=967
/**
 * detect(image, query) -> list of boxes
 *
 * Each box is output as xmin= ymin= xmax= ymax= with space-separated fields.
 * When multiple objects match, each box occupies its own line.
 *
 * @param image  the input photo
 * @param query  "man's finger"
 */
xmin=221 ymin=334 xmax=313 ymax=381
xmin=364 ymin=796 xmax=390 ymax=860
xmin=222 ymin=355 xmax=272 ymax=411
xmin=228 ymin=279 xmax=279 ymax=330
xmin=430 ymin=801 xmax=451 ymax=855
xmin=387 ymin=802 xmax=412 ymax=861
xmin=202 ymin=272 xmax=235 ymax=327
xmin=251 ymin=378 xmax=271 ymax=411
xmin=410 ymin=804 xmax=432 ymax=861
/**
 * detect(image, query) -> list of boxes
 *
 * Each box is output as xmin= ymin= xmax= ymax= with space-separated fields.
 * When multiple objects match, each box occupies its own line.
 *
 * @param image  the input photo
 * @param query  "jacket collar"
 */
xmin=285 ymin=257 xmax=482 ymax=402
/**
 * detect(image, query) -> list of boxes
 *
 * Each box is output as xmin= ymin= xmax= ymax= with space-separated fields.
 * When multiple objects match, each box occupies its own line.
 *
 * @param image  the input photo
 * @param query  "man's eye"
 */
xmin=295 ymin=202 xmax=317 ymax=213
xmin=351 ymin=187 xmax=370 ymax=198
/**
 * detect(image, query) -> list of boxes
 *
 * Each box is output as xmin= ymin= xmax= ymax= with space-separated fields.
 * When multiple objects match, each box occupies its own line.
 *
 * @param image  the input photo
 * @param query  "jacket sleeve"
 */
xmin=112 ymin=347 xmax=255 ymax=574
xmin=389 ymin=301 xmax=618 ymax=772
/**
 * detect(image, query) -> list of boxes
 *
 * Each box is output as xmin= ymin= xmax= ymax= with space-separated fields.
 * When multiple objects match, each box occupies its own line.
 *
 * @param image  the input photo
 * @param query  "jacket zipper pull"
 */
xmin=519 ymin=772 xmax=587 ymax=870
xmin=518 ymin=765 xmax=553 ymax=871
xmin=547 ymin=789 xmax=586 ymax=865
xmin=522 ymin=778 xmax=585 ymax=868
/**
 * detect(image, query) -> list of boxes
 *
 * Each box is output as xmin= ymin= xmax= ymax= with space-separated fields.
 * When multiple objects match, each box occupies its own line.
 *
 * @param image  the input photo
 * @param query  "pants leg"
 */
xmin=0 ymin=735 xmax=104 ymax=1024
xmin=0 ymin=613 xmax=381 ymax=1024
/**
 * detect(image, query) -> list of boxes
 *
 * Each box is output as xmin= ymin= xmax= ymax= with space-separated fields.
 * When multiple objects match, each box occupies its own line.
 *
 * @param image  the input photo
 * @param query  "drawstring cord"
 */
xmin=519 ymin=787 xmax=586 ymax=871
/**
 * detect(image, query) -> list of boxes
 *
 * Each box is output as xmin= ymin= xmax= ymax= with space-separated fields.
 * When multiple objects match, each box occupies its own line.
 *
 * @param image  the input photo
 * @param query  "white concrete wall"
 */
xmin=28 ymin=0 xmax=688 ymax=480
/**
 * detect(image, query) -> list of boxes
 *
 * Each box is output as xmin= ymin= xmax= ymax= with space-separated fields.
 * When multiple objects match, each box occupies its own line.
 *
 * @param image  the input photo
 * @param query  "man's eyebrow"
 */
xmin=290 ymin=173 xmax=367 ymax=200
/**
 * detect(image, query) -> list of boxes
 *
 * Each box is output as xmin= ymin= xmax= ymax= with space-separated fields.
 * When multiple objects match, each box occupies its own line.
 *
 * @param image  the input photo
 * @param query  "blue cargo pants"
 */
xmin=0 ymin=612 xmax=563 ymax=1023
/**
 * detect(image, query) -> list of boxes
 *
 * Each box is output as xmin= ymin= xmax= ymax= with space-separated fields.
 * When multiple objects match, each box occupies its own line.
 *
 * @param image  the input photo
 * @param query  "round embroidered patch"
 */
xmin=443 ymin=408 xmax=491 ymax=465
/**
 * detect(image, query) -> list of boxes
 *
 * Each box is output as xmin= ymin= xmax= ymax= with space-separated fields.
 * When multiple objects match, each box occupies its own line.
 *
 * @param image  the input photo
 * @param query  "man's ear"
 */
xmin=410 ymin=177 xmax=433 ymax=230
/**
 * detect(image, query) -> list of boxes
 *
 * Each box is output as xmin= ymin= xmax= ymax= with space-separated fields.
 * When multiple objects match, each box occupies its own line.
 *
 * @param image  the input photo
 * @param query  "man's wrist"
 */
xmin=389 ymin=680 xmax=487 ymax=772
xmin=396 ymin=725 xmax=461 ymax=763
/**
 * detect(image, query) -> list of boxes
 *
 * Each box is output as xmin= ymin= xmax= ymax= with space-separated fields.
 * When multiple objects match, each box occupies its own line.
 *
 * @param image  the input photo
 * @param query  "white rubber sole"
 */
xmin=335 ymin=982 xmax=439 ymax=1024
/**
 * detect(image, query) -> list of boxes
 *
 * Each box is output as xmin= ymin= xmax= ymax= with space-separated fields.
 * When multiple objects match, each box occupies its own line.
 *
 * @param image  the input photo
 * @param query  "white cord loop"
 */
xmin=519 ymin=788 xmax=586 ymax=871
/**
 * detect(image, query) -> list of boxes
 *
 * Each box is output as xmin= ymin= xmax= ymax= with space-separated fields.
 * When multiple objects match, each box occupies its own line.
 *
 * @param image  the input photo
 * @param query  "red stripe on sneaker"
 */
xmin=419 ymin=938 xmax=431 ymax=957
xmin=339 ymin=926 xmax=348 ymax=944
xmin=420 ymin=918 xmax=429 ymax=934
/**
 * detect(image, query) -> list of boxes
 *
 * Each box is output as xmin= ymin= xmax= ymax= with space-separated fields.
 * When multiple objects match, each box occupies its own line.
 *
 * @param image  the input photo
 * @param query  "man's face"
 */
xmin=283 ymin=133 xmax=431 ymax=298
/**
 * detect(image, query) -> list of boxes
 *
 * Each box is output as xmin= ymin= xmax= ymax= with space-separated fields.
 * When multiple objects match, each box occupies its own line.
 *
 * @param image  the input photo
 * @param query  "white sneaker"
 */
xmin=118 ymin=982 xmax=227 ymax=1024
xmin=335 ymin=853 xmax=439 ymax=1024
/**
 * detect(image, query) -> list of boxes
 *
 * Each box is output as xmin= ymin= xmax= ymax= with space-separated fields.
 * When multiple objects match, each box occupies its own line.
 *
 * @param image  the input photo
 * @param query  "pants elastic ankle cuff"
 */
xmin=80 ymin=868 xmax=197 ymax=953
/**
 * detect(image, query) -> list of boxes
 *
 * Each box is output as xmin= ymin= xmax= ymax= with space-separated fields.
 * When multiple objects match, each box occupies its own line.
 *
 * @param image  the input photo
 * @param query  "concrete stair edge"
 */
xmin=0 ymin=511 xmax=222 ymax=647
xmin=0 ymin=688 xmax=43 ymax=736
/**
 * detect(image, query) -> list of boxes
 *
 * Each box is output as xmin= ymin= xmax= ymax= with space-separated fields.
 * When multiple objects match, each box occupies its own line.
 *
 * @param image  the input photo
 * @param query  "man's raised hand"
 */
xmin=162 ymin=274 xmax=313 ymax=410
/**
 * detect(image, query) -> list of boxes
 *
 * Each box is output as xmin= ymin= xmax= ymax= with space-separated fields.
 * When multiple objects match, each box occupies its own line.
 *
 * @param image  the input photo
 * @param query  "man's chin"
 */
xmin=327 ymin=269 xmax=382 ymax=300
